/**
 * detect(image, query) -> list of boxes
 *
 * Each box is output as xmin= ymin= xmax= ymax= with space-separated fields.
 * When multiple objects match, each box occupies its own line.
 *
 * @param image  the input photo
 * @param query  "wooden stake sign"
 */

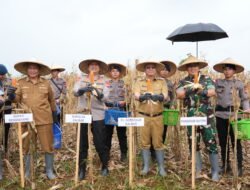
xmin=65 ymin=114 xmax=92 ymax=186
xmin=5 ymin=113 xmax=33 ymax=188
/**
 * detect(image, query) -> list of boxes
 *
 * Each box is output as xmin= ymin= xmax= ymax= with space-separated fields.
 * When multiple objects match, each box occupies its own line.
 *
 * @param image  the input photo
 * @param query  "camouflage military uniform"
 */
xmin=177 ymin=74 xmax=218 ymax=154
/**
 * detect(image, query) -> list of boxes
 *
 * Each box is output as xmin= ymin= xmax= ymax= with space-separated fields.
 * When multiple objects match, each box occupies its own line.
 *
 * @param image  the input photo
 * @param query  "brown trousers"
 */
xmin=22 ymin=124 xmax=54 ymax=154
xmin=138 ymin=114 xmax=164 ymax=150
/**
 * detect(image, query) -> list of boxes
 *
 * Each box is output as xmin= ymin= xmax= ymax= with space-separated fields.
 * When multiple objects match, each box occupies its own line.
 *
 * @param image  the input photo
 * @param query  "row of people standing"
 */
xmin=0 ymin=54 xmax=249 ymax=183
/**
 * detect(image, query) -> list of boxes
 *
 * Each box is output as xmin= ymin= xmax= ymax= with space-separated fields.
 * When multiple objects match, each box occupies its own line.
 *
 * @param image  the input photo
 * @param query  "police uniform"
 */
xmin=104 ymin=79 xmax=127 ymax=160
xmin=74 ymin=59 xmax=110 ymax=179
xmin=214 ymin=58 xmax=248 ymax=175
xmin=50 ymin=77 xmax=67 ymax=123
xmin=0 ymin=77 xmax=12 ymax=152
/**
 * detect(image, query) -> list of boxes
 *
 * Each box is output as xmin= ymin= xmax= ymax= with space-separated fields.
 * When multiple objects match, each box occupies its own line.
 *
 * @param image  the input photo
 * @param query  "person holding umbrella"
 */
xmin=104 ymin=63 xmax=128 ymax=162
xmin=13 ymin=60 xmax=57 ymax=179
xmin=50 ymin=65 xmax=67 ymax=124
xmin=73 ymin=59 xmax=110 ymax=180
xmin=214 ymin=58 xmax=250 ymax=176
xmin=176 ymin=55 xmax=220 ymax=181
xmin=134 ymin=61 xmax=168 ymax=177
xmin=150 ymin=60 xmax=177 ymax=160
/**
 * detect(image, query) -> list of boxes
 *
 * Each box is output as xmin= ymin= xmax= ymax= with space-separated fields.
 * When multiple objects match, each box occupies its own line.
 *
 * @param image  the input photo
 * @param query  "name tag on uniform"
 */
xmin=5 ymin=114 xmax=33 ymax=123
xmin=65 ymin=114 xmax=92 ymax=123
xmin=118 ymin=117 xmax=144 ymax=127
xmin=180 ymin=117 xmax=207 ymax=126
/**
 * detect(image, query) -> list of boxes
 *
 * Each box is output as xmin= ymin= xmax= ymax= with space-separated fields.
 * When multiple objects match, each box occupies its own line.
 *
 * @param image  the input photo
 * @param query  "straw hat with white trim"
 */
xmin=178 ymin=55 xmax=208 ymax=71
xmin=213 ymin=58 xmax=244 ymax=74
xmin=106 ymin=63 xmax=127 ymax=78
xmin=79 ymin=59 xmax=108 ymax=74
xmin=136 ymin=61 xmax=165 ymax=73
xmin=14 ymin=60 xmax=51 ymax=76
xmin=160 ymin=60 xmax=177 ymax=77
xmin=50 ymin=65 xmax=65 ymax=72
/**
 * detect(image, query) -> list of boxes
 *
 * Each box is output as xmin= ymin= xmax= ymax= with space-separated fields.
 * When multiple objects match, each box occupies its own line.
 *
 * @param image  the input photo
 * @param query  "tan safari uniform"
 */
xmin=15 ymin=77 xmax=56 ymax=154
xmin=134 ymin=77 xmax=168 ymax=150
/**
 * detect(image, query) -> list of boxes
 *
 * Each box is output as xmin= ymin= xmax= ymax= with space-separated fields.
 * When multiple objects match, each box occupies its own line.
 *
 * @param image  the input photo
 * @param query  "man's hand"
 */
xmin=139 ymin=93 xmax=152 ymax=102
xmin=151 ymin=94 xmax=164 ymax=102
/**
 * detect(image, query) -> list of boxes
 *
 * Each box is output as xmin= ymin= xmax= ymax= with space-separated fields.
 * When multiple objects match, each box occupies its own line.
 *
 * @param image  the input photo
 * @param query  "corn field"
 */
xmin=1 ymin=62 xmax=250 ymax=190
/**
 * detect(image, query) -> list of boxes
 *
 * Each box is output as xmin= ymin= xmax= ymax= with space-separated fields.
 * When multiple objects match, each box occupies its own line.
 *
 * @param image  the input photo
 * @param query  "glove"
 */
xmin=92 ymin=87 xmax=104 ymax=100
xmin=139 ymin=93 xmax=152 ymax=102
xmin=7 ymin=93 xmax=16 ymax=101
xmin=52 ymin=111 xmax=58 ymax=123
xmin=77 ymin=86 xmax=93 ymax=96
xmin=7 ymin=86 xmax=17 ymax=95
xmin=105 ymin=102 xmax=114 ymax=107
xmin=151 ymin=94 xmax=164 ymax=102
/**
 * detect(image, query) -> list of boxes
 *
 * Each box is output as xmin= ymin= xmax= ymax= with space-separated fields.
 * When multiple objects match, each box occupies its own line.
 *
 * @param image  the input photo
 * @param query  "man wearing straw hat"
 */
xmin=74 ymin=59 xmax=109 ymax=180
xmin=0 ymin=64 xmax=16 ymax=180
xmin=150 ymin=60 xmax=177 ymax=160
xmin=214 ymin=58 xmax=250 ymax=176
xmin=176 ymin=54 xmax=220 ymax=181
xmin=104 ymin=63 xmax=128 ymax=162
xmin=13 ymin=60 xmax=57 ymax=179
xmin=134 ymin=61 xmax=168 ymax=176
xmin=50 ymin=65 xmax=67 ymax=124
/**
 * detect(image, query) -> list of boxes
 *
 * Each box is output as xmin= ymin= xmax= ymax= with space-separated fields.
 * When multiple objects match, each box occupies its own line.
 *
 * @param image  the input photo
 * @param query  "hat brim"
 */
xmin=50 ymin=67 xmax=65 ymax=72
xmin=136 ymin=62 xmax=165 ymax=73
xmin=14 ymin=61 xmax=51 ymax=76
xmin=213 ymin=63 xmax=244 ymax=74
xmin=79 ymin=59 xmax=108 ymax=74
xmin=160 ymin=61 xmax=177 ymax=77
xmin=178 ymin=62 xmax=208 ymax=71
xmin=106 ymin=63 xmax=127 ymax=78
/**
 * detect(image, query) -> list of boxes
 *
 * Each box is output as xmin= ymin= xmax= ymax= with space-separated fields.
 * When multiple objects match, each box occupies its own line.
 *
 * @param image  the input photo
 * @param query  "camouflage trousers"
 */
xmin=187 ymin=115 xmax=218 ymax=154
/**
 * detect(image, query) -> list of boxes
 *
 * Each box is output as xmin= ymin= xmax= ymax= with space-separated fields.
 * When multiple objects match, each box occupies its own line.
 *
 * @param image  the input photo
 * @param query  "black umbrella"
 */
xmin=167 ymin=23 xmax=228 ymax=57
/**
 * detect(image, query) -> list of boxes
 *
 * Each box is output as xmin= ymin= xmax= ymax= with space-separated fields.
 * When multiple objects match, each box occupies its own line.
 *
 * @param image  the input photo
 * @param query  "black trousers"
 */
xmin=105 ymin=125 xmax=127 ymax=154
xmin=216 ymin=117 xmax=243 ymax=168
xmin=79 ymin=120 xmax=109 ymax=168
xmin=1 ymin=108 xmax=12 ymax=153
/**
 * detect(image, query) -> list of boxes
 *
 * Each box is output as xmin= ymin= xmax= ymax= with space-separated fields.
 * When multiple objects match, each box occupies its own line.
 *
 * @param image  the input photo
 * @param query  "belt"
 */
xmin=215 ymin=105 xmax=234 ymax=112
xmin=138 ymin=112 xmax=162 ymax=117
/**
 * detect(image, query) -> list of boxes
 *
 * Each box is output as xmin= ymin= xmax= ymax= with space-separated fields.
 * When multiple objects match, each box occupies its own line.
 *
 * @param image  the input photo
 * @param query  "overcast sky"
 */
xmin=1 ymin=0 xmax=250 ymax=76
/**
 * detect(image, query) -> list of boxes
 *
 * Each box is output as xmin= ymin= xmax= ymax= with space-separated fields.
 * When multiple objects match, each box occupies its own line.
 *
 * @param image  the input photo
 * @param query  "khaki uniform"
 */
xmin=134 ymin=77 xmax=168 ymax=150
xmin=15 ymin=77 xmax=56 ymax=153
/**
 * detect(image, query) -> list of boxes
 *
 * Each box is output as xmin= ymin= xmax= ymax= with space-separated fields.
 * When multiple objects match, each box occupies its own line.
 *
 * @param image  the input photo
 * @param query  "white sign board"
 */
xmin=5 ymin=114 xmax=33 ymax=123
xmin=180 ymin=117 xmax=207 ymax=126
xmin=118 ymin=117 xmax=144 ymax=127
xmin=65 ymin=114 xmax=92 ymax=124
